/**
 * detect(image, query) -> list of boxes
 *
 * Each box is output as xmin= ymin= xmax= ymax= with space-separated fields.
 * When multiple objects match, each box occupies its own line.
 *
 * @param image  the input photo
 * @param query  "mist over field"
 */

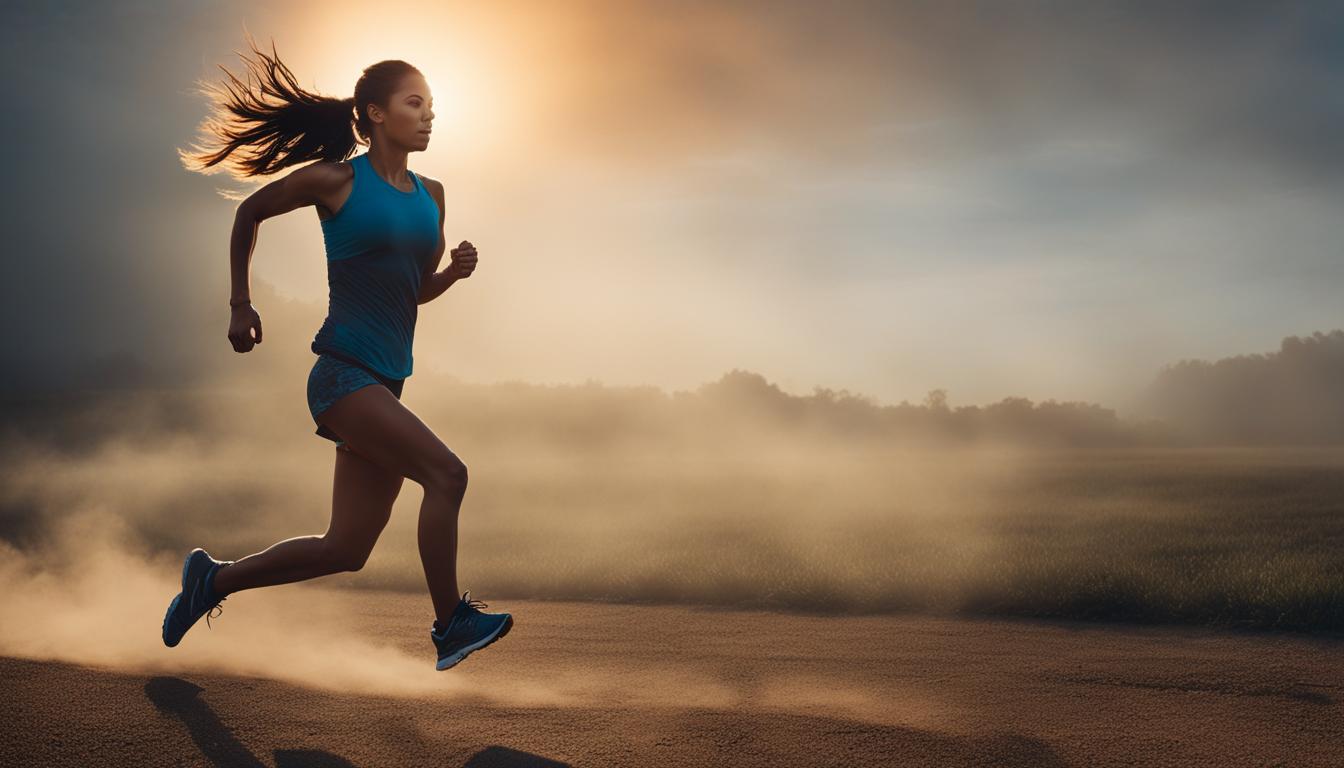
xmin=3 ymin=308 xmax=1343 ymax=682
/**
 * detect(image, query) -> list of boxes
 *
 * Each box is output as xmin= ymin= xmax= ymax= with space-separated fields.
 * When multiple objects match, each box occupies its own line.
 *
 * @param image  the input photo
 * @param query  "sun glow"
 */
xmin=266 ymin=2 xmax=522 ymax=163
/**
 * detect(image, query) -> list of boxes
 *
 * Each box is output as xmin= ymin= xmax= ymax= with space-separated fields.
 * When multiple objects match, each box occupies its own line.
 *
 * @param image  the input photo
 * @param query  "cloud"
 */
xmin=3 ymin=0 xmax=1343 ymax=408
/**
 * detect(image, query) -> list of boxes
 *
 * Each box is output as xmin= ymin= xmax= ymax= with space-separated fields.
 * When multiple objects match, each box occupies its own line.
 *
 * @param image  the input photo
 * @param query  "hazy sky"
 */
xmin=2 ymin=0 xmax=1341 ymax=413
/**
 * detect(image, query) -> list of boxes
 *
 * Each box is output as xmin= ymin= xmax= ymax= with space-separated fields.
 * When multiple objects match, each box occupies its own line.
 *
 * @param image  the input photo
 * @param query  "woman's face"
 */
xmin=370 ymin=73 xmax=434 ymax=151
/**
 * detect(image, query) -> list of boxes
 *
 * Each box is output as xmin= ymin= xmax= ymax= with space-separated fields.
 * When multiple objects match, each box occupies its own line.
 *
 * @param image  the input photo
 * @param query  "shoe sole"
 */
xmin=161 ymin=592 xmax=184 ymax=647
xmin=162 ymin=548 xmax=209 ymax=648
xmin=436 ymin=614 xmax=513 ymax=671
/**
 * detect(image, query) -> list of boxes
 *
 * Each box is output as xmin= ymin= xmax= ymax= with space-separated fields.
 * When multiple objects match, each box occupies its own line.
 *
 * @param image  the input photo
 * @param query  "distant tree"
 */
xmin=1139 ymin=330 xmax=1344 ymax=443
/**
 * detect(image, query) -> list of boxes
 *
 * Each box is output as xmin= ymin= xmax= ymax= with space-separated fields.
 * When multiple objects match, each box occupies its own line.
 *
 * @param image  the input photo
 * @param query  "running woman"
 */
xmin=164 ymin=36 xmax=512 ymax=671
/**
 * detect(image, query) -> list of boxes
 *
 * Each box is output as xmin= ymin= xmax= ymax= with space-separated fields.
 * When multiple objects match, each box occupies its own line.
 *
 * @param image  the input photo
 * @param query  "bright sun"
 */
xmin=273 ymin=8 xmax=509 ymax=159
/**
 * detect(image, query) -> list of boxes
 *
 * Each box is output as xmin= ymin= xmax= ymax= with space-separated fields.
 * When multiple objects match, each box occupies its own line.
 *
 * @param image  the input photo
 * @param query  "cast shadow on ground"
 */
xmin=145 ymin=677 xmax=567 ymax=767
xmin=147 ymin=677 xmax=353 ymax=767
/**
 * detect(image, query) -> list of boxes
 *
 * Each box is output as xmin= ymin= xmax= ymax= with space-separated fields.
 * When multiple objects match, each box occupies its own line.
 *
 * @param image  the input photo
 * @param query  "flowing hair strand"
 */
xmin=178 ymin=33 xmax=360 ymax=179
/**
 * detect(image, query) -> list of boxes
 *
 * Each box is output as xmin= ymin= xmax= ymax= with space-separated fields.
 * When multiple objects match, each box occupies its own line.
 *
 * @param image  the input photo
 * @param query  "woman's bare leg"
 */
xmin=210 ymin=418 xmax=405 ymax=596
xmin=301 ymin=383 xmax=469 ymax=625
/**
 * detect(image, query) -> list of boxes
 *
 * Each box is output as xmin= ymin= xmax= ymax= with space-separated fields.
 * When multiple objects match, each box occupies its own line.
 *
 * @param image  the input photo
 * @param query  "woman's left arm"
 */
xmin=417 ymin=177 xmax=475 ymax=304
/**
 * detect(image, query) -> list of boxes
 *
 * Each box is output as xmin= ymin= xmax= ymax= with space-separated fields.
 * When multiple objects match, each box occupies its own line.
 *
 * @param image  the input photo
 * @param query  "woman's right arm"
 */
xmin=227 ymin=162 xmax=347 ymax=353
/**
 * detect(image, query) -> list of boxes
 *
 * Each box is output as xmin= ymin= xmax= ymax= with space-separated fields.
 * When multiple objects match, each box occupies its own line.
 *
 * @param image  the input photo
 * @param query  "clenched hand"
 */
xmin=228 ymin=304 xmax=263 ymax=353
xmin=448 ymin=240 xmax=478 ymax=280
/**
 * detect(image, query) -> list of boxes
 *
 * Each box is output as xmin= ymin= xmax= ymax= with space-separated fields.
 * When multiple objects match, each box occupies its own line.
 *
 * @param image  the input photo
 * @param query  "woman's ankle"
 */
xmin=207 ymin=561 xmax=233 ymax=599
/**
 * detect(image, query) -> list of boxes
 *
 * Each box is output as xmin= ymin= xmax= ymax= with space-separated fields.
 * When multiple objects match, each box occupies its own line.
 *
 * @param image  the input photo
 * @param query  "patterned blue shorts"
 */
xmin=306 ymin=352 xmax=405 ymax=446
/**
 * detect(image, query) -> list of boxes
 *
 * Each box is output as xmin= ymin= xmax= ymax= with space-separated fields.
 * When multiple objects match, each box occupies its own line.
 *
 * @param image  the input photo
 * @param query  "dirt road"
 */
xmin=3 ymin=593 xmax=1342 ymax=766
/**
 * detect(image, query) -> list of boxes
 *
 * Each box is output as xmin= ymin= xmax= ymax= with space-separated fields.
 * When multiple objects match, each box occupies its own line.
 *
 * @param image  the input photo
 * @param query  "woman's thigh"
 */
xmin=316 ymin=383 xmax=465 ymax=490
xmin=325 ymin=445 xmax=405 ymax=563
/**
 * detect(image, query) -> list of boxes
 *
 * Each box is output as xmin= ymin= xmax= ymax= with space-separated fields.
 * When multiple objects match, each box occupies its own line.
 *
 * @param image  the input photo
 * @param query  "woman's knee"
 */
xmin=423 ymin=453 xmax=468 ymax=496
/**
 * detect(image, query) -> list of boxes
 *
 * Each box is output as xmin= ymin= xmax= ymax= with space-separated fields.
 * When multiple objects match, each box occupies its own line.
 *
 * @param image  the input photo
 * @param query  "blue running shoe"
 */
xmin=431 ymin=590 xmax=513 ymax=670
xmin=162 ymin=548 xmax=232 ymax=648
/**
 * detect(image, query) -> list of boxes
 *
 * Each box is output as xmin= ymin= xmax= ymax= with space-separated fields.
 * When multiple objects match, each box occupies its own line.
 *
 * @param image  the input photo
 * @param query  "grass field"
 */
xmin=439 ymin=443 xmax=1344 ymax=633
xmin=3 ymin=409 xmax=1342 ymax=635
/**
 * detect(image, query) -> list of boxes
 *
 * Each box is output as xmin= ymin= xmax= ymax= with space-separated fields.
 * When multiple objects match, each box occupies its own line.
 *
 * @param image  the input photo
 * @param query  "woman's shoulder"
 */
xmin=284 ymin=157 xmax=356 ymax=196
xmin=300 ymin=158 xmax=359 ymax=222
xmin=415 ymin=171 xmax=444 ymax=209
xmin=307 ymin=156 xmax=358 ymax=184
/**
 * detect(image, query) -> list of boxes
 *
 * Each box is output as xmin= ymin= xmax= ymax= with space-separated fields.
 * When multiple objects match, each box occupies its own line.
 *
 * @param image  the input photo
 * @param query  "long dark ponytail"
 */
xmin=179 ymin=33 xmax=421 ymax=179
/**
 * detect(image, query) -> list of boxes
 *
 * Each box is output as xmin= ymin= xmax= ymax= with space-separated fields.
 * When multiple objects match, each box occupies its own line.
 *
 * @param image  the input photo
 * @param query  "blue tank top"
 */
xmin=310 ymin=152 xmax=440 ymax=380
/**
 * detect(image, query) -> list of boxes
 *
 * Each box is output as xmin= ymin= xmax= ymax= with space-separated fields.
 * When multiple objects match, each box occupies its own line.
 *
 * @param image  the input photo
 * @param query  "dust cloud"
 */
xmin=3 ymin=333 xmax=1342 ymax=700
xmin=0 ymin=379 xmax=1041 ymax=703
xmin=0 ymin=505 xmax=756 ymax=709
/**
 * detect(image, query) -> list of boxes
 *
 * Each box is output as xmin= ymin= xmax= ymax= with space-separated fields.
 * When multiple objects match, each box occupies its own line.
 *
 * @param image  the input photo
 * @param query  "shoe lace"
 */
xmin=205 ymin=596 xmax=226 ymax=629
xmin=460 ymin=590 xmax=489 ymax=614
xmin=435 ymin=591 xmax=490 ymax=636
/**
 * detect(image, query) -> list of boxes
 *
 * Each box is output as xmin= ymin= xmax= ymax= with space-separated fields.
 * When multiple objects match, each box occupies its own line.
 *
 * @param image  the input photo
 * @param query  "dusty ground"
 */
xmin=3 ymin=592 xmax=1343 ymax=767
